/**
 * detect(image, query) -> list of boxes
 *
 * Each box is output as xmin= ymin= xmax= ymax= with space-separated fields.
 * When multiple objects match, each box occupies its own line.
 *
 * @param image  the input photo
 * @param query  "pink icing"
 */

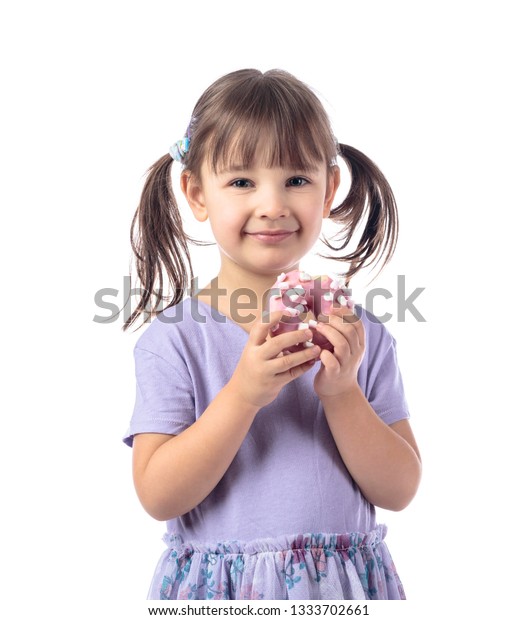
xmin=268 ymin=270 xmax=353 ymax=354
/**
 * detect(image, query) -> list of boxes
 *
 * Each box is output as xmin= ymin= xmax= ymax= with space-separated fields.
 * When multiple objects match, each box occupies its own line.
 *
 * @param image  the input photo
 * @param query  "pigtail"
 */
xmin=323 ymin=143 xmax=399 ymax=284
xmin=123 ymin=155 xmax=197 ymax=331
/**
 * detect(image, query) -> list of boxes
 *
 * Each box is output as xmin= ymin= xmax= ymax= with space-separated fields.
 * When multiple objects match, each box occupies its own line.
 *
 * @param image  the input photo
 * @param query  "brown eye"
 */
xmin=287 ymin=177 xmax=309 ymax=187
xmin=231 ymin=179 xmax=253 ymax=188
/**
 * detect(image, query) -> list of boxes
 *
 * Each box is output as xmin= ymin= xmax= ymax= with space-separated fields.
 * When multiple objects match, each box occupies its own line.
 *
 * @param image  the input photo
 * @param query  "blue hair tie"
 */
xmin=169 ymin=137 xmax=190 ymax=163
xmin=169 ymin=121 xmax=194 ymax=163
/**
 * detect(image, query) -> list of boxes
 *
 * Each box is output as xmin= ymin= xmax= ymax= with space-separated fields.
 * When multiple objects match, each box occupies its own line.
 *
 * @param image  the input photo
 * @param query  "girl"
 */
xmin=123 ymin=69 xmax=421 ymax=600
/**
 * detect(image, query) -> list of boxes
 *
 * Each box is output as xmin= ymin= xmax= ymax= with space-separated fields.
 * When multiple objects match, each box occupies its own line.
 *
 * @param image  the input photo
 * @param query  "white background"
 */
xmin=1 ymin=1 xmax=516 ymax=617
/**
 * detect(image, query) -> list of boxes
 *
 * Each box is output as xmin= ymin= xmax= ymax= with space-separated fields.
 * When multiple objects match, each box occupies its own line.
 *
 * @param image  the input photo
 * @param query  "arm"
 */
xmin=313 ymin=309 xmax=421 ymax=511
xmin=132 ymin=384 xmax=258 ymax=521
xmin=320 ymin=387 xmax=421 ymax=511
xmin=132 ymin=311 xmax=320 ymax=521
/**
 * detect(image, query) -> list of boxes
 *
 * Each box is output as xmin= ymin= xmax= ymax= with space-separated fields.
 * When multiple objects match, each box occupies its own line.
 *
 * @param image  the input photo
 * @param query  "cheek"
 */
xmin=301 ymin=203 xmax=326 ymax=232
xmin=210 ymin=215 xmax=243 ymax=242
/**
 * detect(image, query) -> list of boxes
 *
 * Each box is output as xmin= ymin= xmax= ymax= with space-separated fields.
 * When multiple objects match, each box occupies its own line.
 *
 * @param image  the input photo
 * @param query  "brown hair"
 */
xmin=123 ymin=69 xmax=398 ymax=331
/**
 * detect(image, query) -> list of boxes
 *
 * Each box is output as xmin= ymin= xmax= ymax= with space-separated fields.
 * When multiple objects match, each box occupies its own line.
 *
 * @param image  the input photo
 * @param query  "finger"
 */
xmin=282 ymin=356 xmax=320 ymax=381
xmin=326 ymin=305 xmax=359 ymax=324
xmin=314 ymin=319 xmax=358 ymax=357
xmin=333 ymin=310 xmax=365 ymax=348
xmin=319 ymin=312 xmax=364 ymax=349
xmin=318 ymin=348 xmax=341 ymax=373
xmin=263 ymin=325 xmax=315 ymax=359
xmin=352 ymin=314 xmax=365 ymax=348
xmin=270 ymin=344 xmax=321 ymax=376
xmin=249 ymin=310 xmax=293 ymax=345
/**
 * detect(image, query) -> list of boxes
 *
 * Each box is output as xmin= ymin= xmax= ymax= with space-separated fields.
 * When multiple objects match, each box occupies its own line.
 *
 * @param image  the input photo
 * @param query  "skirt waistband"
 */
xmin=162 ymin=524 xmax=388 ymax=556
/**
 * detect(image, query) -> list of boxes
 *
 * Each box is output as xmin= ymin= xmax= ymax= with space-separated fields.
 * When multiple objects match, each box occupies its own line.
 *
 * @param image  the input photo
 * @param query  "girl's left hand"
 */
xmin=313 ymin=306 xmax=365 ymax=398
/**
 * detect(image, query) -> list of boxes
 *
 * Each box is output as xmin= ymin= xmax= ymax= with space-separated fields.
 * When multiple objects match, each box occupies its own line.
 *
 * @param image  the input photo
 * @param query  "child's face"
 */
xmin=183 ymin=160 xmax=340 ymax=279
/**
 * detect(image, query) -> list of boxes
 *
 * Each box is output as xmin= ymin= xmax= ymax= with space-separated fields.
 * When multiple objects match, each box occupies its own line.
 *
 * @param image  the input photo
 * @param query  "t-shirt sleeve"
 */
xmin=123 ymin=345 xmax=195 ymax=447
xmin=361 ymin=318 xmax=410 ymax=426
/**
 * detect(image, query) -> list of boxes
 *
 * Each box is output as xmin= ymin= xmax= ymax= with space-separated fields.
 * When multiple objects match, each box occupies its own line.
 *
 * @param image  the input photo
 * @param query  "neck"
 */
xmin=194 ymin=260 xmax=300 ymax=327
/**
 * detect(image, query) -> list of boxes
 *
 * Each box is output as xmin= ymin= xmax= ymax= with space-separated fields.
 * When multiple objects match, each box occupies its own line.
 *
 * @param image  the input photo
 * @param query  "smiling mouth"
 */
xmin=245 ymin=231 xmax=297 ymax=243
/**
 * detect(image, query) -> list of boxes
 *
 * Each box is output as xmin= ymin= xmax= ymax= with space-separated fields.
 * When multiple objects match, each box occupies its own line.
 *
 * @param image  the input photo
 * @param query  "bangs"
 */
xmin=208 ymin=119 xmax=329 ymax=173
xmin=193 ymin=71 xmax=337 ymax=173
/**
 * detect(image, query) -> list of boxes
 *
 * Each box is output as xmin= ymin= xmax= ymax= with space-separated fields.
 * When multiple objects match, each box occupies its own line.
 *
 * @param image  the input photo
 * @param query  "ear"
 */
xmin=323 ymin=165 xmax=340 ymax=218
xmin=180 ymin=170 xmax=209 ymax=222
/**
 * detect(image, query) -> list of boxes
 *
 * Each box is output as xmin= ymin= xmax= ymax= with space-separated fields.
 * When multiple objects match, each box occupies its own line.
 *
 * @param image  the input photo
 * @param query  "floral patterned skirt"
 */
xmin=148 ymin=525 xmax=405 ymax=600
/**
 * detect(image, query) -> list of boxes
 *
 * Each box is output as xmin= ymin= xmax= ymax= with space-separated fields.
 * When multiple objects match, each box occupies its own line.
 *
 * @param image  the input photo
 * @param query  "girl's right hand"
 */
xmin=227 ymin=310 xmax=321 ymax=410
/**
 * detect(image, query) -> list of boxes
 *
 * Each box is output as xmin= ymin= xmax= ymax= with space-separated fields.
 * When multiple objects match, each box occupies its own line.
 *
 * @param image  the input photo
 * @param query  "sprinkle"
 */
xmin=278 ymin=282 xmax=290 ymax=289
xmin=297 ymin=322 xmax=310 ymax=330
xmin=299 ymin=271 xmax=312 ymax=281
xmin=277 ymin=272 xmax=287 ymax=281
xmin=285 ymin=307 xmax=301 ymax=316
xmin=308 ymin=319 xmax=318 ymax=328
xmin=323 ymin=292 xmax=334 ymax=301
xmin=303 ymin=341 xmax=314 ymax=348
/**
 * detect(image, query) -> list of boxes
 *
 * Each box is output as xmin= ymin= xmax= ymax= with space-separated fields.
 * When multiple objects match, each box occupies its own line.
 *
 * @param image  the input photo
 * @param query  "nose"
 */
xmin=254 ymin=185 xmax=290 ymax=219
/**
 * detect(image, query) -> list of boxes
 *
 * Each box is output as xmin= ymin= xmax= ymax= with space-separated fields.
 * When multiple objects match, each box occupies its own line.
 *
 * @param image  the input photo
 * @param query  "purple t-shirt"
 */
xmin=124 ymin=298 xmax=410 ymax=543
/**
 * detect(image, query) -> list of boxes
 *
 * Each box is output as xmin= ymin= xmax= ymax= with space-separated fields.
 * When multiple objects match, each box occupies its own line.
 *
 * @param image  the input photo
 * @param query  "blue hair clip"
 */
xmin=169 ymin=120 xmax=194 ymax=163
xmin=169 ymin=137 xmax=190 ymax=163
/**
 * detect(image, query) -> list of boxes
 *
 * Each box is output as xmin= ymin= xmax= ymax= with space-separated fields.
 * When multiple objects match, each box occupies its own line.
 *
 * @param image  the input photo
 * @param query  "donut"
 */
xmin=268 ymin=270 xmax=354 ymax=354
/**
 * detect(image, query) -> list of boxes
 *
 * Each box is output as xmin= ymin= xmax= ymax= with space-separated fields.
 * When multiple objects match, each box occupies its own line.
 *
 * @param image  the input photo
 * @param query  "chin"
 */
xmin=240 ymin=261 xmax=289 ymax=277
